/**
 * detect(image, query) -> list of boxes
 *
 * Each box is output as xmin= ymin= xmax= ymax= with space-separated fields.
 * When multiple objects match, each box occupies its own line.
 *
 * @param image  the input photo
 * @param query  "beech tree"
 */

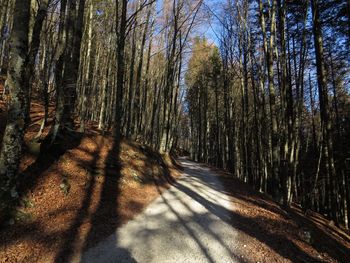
xmin=0 ymin=0 xmax=348 ymax=229
xmin=182 ymin=0 xmax=350 ymax=227
xmin=0 ymin=0 xmax=30 ymax=220
xmin=0 ymin=0 xmax=204 ymax=219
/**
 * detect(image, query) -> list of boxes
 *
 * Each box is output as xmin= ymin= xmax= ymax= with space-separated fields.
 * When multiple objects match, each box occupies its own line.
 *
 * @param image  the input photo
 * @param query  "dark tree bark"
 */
xmin=0 ymin=0 xmax=31 ymax=221
xmin=24 ymin=0 xmax=50 ymax=124
xmin=114 ymin=0 xmax=127 ymax=141
xmin=50 ymin=0 xmax=86 ymax=142
xmin=311 ymin=0 xmax=337 ymax=221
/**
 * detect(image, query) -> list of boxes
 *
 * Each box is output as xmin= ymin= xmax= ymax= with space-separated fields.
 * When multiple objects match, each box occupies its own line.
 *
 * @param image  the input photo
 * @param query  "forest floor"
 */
xmin=1 ymin=79 xmax=350 ymax=262
xmin=215 ymin=166 xmax=350 ymax=262
xmin=0 ymin=81 xmax=182 ymax=262
xmin=76 ymin=157 xmax=241 ymax=263
xmin=73 ymin=158 xmax=350 ymax=263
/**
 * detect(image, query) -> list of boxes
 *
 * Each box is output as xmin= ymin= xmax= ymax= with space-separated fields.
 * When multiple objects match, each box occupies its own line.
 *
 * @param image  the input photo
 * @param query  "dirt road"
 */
xmin=75 ymin=158 xmax=243 ymax=263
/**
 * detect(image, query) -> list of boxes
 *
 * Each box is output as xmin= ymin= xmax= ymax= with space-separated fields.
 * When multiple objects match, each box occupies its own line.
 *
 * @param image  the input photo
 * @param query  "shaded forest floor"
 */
xmin=1 ymin=79 xmax=350 ymax=262
xmin=211 ymin=165 xmax=350 ymax=262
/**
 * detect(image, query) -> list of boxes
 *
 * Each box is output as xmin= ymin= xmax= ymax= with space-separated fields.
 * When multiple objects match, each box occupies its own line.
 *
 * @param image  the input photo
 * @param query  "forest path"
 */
xmin=76 ymin=157 xmax=243 ymax=263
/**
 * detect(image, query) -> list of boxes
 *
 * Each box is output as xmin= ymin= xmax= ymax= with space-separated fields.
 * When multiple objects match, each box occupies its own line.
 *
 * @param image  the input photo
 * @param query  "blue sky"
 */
xmin=197 ymin=0 xmax=223 ymax=45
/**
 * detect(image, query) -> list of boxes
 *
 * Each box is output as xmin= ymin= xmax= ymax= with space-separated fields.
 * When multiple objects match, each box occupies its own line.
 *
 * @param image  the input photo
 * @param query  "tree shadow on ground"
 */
xmin=54 ymin=136 xmax=123 ymax=263
xmin=81 ymin=137 xmax=122 ymax=249
xmin=54 ymin=145 xmax=178 ymax=263
xmin=154 ymin=181 xmax=245 ymax=262
xmin=53 ymin=136 xmax=104 ymax=263
xmin=18 ymin=131 xmax=84 ymax=196
xmin=0 ymin=132 xmax=83 ymax=250
xmin=187 ymin=167 xmax=289 ymax=218
xmin=74 ymin=155 xmax=244 ymax=263
xmin=0 ymin=135 xmax=140 ymax=262
xmin=0 ymin=134 xmax=176 ymax=262
xmin=176 ymin=159 xmax=350 ymax=262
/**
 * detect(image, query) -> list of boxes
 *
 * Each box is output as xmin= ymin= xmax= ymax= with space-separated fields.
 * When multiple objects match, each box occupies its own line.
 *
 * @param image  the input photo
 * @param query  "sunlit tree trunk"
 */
xmin=259 ymin=0 xmax=280 ymax=201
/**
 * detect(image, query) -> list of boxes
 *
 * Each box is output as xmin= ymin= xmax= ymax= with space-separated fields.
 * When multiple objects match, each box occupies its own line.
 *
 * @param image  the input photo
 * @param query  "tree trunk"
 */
xmin=259 ymin=0 xmax=280 ymax=201
xmin=24 ymin=0 xmax=50 ymax=124
xmin=114 ymin=0 xmax=127 ymax=141
xmin=0 ymin=0 xmax=30 ymax=222
xmin=311 ymin=0 xmax=337 ymax=222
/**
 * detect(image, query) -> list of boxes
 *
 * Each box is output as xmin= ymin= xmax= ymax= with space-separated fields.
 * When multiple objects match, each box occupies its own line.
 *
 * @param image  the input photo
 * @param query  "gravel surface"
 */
xmin=74 ymin=158 xmax=243 ymax=263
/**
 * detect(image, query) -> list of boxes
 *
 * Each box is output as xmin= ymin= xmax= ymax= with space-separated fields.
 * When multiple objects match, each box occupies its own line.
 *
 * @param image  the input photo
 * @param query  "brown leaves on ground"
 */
xmin=1 ymin=79 xmax=349 ymax=262
xmin=0 ymin=84 xmax=182 ymax=262
xmin=0 ymin=134 xmax=181 ymax=263
xmin=214 ymin=168 xmax=350 ymax=263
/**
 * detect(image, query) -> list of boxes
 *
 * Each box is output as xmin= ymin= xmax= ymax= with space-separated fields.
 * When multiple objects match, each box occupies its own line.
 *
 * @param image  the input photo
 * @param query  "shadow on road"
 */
xmin=175 ymin=159 xmax=350 ymax=263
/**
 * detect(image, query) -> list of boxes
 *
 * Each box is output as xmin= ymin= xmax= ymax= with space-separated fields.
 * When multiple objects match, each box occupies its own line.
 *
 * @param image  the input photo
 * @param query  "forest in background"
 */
xmin=182 ymin=0 xmax=350 ymax=229
xmin=0 ymin=0 xmax=349 ymax=233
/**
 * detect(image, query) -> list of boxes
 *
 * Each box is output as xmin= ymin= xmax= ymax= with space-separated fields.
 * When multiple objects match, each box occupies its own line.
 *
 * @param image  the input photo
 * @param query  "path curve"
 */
xmin=76 ymin=158 xmax=242 ymax=263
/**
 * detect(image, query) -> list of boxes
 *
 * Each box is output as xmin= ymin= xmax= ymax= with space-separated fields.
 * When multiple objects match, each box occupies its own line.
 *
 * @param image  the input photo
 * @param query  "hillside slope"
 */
xmin=216 ymin=167 xmax=350 ymax=262
xmin=0 ymin=133 xmax=180 ymax=263
xmin=0 ymin=82 xmax=181 ymax=262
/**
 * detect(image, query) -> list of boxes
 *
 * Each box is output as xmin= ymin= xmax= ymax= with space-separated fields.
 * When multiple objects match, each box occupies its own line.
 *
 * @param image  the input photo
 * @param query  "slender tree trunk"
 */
xmin=24 ymin=0 xmax=50 ymax=124
xmin=259 ymin=0 xmax=280 ymax=201
xmin=80 ymin=0 xmax=94 ymax=132
xmin=311 ymin=0 xmax=337 ymax=222
xmin=114 ymin=0 xmax=127 ymax=141
xmin=50 ymin=0 xmax=86 ymax=143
